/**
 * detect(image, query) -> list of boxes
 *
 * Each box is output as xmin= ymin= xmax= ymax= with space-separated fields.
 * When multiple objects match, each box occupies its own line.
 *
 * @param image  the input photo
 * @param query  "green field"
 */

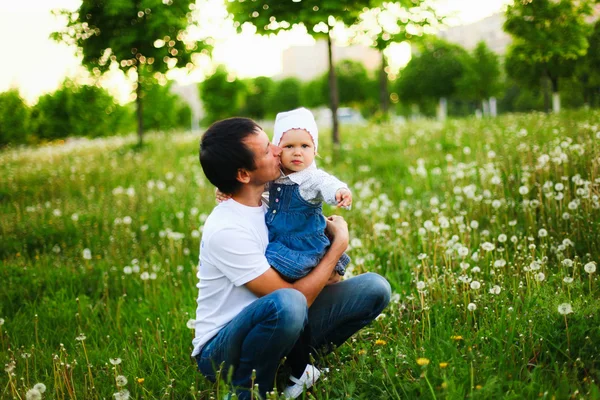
xmin=1 ymin=111 xmax=600 ymax=399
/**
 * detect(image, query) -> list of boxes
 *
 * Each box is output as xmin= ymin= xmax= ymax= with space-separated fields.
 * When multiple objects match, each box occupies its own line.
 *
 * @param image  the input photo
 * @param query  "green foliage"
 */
xmin=269 ymin=77 xmax=303 ymax=113
xmin=52 ymin=0 xmax=210 ymax=140
xmin=142 ymin=82 xmax=192 ymax=132
xmin=503 ymin=0 xmax=593 ymax=92
xmin=575 ymin=20 xmax=600 ymax=107
xmin=227 ymin=1 xmax=375 ymax=38
xmin=0 ymin=89 xmax=30 ymax=146
xmin=336 ymin=60 xmax=373 ymax=106
xmin=457 ymin=41 xmax=502 ymax=104
xmin=199 ymin=66 xmax=246 ymax=124
xmin=241 ymin=76 xmax=275 ymax=120
xmin=227 ymin=0 xmax=376 ymax=144
xmin=302 ymin=75 xmax=328 ymax=109
xmin=30 ymin=81 xmax=132 ymax=140
xmin=396 ymin=38 xmax=469 ymax=106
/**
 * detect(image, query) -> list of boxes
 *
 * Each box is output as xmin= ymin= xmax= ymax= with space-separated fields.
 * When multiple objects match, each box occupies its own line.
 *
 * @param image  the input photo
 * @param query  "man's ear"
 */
xmin=236 ymin=168 xmax=251 ymax=184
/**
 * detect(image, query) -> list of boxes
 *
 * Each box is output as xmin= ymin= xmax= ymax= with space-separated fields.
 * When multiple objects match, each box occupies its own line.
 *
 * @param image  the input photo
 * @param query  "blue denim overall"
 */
xmin=265 ymin=181 xmax=350 ymax=281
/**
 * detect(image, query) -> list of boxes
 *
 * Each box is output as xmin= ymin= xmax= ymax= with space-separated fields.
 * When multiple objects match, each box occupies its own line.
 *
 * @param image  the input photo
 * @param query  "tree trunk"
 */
xmin=437 ymin=97 xmax=447 ymax=121
xmin=136 ymin=75 xmax=144 ymax=147
xmin=550 ymin=77 xmax=560 ymax=113
xmin=489 ymin=97 xmax=497 ymax=117
xmin=541 ymin=75 xmax=551 ymax=113
xmin=327 ymin=32 xmax=340 ymax=145
xmin=379 ymin=50 xmax=389 ymax=116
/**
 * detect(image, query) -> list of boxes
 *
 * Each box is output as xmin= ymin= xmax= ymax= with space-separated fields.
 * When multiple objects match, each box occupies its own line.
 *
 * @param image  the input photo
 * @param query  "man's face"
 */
xmin=243 ymin=129 xmax=282 ymax=185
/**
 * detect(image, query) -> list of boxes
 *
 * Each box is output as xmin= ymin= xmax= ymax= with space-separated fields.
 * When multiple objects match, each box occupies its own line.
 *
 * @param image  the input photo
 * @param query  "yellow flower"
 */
xmin=439 ymin=362 xmax=449 ymax=369
xmin=416 ymin=358 xmax=430 ymax=366
xmin=475 ymin=385 xmax=482 ymax=390
xmin=358 ymin=349 xmax=367 ymax=355
xmin=450 ymin=335 xmax=463 ymax=341
xmin=441 ymin=382 xmax=448 ymax=389
xmin=137 ymin=378 xmax=145 ymax=384
xmin=375 ymin=339 xmax=387 ymax=346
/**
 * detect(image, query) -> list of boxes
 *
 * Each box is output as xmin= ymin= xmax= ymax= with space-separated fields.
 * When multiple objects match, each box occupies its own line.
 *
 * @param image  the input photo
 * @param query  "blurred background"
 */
xmin=1 ymin=0 xmax=599 ymax=147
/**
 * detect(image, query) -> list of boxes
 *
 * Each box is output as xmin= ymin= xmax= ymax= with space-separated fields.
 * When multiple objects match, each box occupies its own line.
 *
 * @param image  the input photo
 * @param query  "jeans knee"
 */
xmin=270 ymin=289 xmax=307 ymax=335
xmin=363 ymin=273 xmax=392 ymax=311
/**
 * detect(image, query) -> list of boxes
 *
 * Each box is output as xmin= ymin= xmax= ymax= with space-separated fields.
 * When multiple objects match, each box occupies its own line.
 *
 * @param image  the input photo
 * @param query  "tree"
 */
xmin=503 ymin=0 xmax=593 ymax=112
xmin=227 ymin=0 xmax=378 ymax=145
xmin=243 ymin=76 xmax=275 ymax=120
xmin=396 ymin=38 xmax=469 ymax=118
xmin=199 ymin=66 xmax=246 ymax=124
xmin=52 ymin=0 xmax=210 ymax=146
xmin=0 ymin=89 xmax=30 ymax=146
xmin=30 ymin=81 xmax=132 ymax=140
xmin=354 ymin=1 xmax=443 ymax=115
xmin=142 ymin=82 xmax=192 ymax=132
xmin=268 ymin=78 xmax=303 ymax=114
xmin=456 ymin=41 xmax=502 ymax=116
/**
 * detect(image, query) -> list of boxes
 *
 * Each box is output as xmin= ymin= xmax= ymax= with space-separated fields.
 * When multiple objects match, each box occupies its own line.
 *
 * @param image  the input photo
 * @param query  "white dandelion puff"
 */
xmin=467 ymin=303 xmax=477 ymax=311
xmin=489 ymin=285 xmax=501 ymax=295
xmin=584 ymin=262 xmax=596 ymax=274
xmin=33 ymin=383 xmax=46 ymax=393
xmin=25 ymin=389 xmax=41 ymax=400
xmin=109 ymin=358 xmax=122 ymax=365
xmin=557 ymin=303 xmax=573 ymax=315
xmin=116 ymin=375 xmax=128 ymax=387
xmin=82 ymin=248 xmax=92 ymax=260
xmin=470 ymin=281 xmax=481 ymax=290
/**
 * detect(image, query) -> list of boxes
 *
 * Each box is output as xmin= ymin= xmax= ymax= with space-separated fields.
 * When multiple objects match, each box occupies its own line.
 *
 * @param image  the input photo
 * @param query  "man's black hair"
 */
xmin=199 ymin=117 xmax=262 ymax=195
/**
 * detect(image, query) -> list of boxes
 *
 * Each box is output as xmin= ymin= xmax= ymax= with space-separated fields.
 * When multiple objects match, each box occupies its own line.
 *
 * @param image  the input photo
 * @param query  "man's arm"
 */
xmin=245 ymin=215 xmax=348 ymax=307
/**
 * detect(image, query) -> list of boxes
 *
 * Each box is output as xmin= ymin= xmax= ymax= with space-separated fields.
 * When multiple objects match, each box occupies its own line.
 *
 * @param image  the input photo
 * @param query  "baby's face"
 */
xmin=278 ymin=129 xmax=316 ymax=174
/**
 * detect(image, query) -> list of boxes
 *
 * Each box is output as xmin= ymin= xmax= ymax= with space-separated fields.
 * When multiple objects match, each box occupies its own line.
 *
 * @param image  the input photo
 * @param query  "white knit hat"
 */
xmin=272 ymin=107 xmax=318 ymax=152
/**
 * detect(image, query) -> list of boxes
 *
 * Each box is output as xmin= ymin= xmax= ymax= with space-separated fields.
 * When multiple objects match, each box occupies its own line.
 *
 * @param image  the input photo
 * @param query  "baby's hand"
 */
xmin=215 ymin=188 xmax=231 ymax=203
xmin=336 ymin=188 xmax=352 ymax=208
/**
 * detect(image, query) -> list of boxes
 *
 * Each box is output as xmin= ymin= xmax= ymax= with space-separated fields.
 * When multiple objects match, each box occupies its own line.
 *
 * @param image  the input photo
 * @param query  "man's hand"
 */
xmin=335 ymin=188 xmax=353 ymax=208
xmin=326 ymin=270 xmax=341 ymax=285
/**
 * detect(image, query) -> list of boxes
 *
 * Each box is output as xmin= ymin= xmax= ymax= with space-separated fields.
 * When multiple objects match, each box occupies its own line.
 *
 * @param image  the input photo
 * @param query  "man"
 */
xmin=193 ymin=117 xmax=391 ymax=399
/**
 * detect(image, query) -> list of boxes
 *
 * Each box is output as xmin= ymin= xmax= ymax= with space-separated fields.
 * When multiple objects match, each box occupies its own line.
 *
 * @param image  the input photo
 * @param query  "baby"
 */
xmin=266 ymin=107 xmax=352 ymax=281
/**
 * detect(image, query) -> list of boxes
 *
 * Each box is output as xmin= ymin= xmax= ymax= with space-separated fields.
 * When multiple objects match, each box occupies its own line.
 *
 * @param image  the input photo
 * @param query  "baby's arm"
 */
xmin=309 ymin=169 xmax=352 ymax=209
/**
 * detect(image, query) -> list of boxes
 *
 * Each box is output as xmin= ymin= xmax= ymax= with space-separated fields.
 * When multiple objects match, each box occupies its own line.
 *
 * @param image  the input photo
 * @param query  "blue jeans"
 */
xmin=195 ymin=273 xmax=391 ymax=399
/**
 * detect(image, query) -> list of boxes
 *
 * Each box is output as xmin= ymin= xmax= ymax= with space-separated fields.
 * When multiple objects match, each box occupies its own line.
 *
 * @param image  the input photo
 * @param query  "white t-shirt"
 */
xmin=191 ymin=199 xmax=271 ymax=357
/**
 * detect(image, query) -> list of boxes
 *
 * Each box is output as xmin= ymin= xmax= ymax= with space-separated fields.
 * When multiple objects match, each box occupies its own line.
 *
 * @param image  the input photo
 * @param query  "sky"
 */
xmin=0 ymin=0 xmax=511 ymax=105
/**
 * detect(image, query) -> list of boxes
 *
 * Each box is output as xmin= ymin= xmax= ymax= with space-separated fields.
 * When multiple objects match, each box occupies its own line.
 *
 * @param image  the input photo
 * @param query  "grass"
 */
xmin=1 ymin=110 xmax=600 ymax=399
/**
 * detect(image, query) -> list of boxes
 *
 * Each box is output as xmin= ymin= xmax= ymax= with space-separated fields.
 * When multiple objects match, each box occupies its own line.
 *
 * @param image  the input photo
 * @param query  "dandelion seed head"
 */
xmin=535 ymin=272 xmax=545 ymax=282
xmin=489 ymin=285 xmax=501 ymax=295
xmin=116 ymin=375 xmax=128 ymax=387
xmin=33 ymin=383 xmax=46 ymax=393
xmin=83 ymin=248 xmax=92 ymax=260
xmin=109 ymin=358 xmax=122 ymax=365
xmin=186 ymin=319 xmax=197 ymax=329
xmin=563 ymin=277 xmax=574 ymax=284
xmin=467 ymin=303 xmax=477 ymax=311
xmin=76 ymin=333 xmax=86 ymax=341
xmin=584 ymin=262 xmax=596 ymax=274
xmin=470 ymin=281 xmax=481 ymax=290
xmin=538 ymin=228 xmax=548 ymax=238
xmin=26 ymin=388 xmax=41 ymax=400
xmin=557 ymin=303 xmax=573 ymax=315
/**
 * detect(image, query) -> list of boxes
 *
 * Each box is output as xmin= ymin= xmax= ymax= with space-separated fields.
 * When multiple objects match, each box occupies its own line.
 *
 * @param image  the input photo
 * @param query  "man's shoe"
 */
xmin=283 ymin=364 xmax=321 ymax=399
